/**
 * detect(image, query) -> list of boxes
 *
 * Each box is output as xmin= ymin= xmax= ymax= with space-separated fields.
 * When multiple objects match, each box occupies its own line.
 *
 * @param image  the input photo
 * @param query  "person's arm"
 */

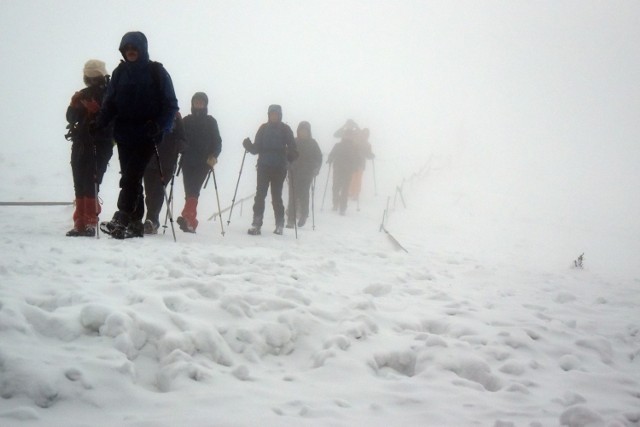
xmin=209 ymin=117 xmax=222 ymax=158
xmin=173 ymin=113 xmax=187 ymax=153
xmin=96 ymin=68 xmax=119 ymax=129
xmin=285 ymin=125 xmax=298 ymax=162
xmin=242 ymin=125 xmax=263 ymax=155
xmin=157 ymin=68 xmax=179 ymax=134
xmin=366 ymin=141 xmax=375 ymax=159
xmin=312 ymin=139 xmax=323 ymax=174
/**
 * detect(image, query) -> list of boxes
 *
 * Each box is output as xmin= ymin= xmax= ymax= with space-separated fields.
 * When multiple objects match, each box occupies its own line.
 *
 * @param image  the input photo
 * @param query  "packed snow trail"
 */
xmin=1 ymin=163 xmax=639 ymax=427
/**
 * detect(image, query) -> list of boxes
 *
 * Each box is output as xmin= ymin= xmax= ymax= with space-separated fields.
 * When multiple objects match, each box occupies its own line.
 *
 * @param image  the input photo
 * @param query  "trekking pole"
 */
xmin=321 ymin=162 xmax=331 ymax=210
xmin=311 ymin=177 xmax=316 ymax=231
xmin=154 ymin=144 xmax=177 ymax=242
xmin=227 ymin=149 xmax=247 ymax=226
xmin=92 ymin=142 xmax=100 ymax=239
xmin=162 ymin=162 xmax=177 ymax=235
xmin=203 ymin=169 xmax=212 ymax=189
xmin=211 ymin=168 xmax=225 ymax=236
xmin=372 ymin=158 xmax=378 ymax=196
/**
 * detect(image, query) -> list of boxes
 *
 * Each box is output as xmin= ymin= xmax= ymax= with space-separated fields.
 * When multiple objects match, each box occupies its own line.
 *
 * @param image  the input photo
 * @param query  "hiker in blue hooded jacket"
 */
xmin=96 ymin=31 xmax=179 ymax=239
xmin=243 ymin=105 xmax=298 ymax=235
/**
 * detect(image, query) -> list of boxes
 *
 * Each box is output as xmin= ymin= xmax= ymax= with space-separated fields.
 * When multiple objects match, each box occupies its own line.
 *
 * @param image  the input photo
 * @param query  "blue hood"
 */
xmin=119 ymin=31 xmax=150 ymax=63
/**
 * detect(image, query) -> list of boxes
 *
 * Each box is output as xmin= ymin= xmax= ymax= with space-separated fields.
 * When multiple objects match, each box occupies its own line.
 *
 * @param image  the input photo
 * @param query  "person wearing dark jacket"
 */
xmin=286 ymin=121 xmax=322 ymax=228
xmin=65 ymin=59 xmax=114 ymax=236
xmin=143 ymin=111 xmax=185 ymax=234
xmin=243 ymin=104 xmax=298 ymax=235
xmin=96 ymin=31 xmax=179 ymax=239
xmin=176 ymin=92 xmax=222 ymax=233
xmin=328 ymin=124 xmax=359 ymax=215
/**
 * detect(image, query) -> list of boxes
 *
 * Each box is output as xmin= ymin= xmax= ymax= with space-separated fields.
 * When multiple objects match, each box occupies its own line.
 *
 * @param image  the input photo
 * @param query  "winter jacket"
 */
xmin=291 ymin=138 xmax=322 ymax=178
xmin=354 ymin=139 xmax=374 ymax=170
xmin=97 ymin=32 xmax=179 ymax=145
xmin=181 ymin=111 xmax=222 ymax=166
xmin=328 ymin=138 xmax=359 ymax=176
xmin=156 ymin=112 xmax=186 ymax=166
xmin=66 ymin=83 xmax=112 ymax=144
xmin=248 ymin=121 xmax=296 ymax=170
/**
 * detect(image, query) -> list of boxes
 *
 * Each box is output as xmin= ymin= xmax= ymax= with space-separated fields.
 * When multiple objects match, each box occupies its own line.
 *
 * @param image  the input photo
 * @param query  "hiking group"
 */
xmin=65 ymin=31 xmax=374 ymax=240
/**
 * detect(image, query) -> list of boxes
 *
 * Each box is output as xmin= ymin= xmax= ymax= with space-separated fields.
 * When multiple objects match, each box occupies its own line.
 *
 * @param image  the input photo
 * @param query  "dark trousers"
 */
xmin=182 ymin=161 xmax=210 ymax=198
xmin=71 ymin=139 xmax=113 ymax=198
xmin=143 ymin=148 xmax=178 ymax=225
xmin=332 ymin=168 xmax=351 ymax=214
xmin=115 ymin=141 xmax=156 ymax=225
xmin=252 ymin=164 xmax=287 ymax=227
xmin=287 ymin=171 xmax=313 ymax=223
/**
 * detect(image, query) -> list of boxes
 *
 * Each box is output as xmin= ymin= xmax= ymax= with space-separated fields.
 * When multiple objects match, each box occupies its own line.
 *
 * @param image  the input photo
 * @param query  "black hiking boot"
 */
xmin=297 ymin=217 xmax=307 ymax=227
xmin=100 ymin=218 xmax=125 ymax=237
xmin=273 ymin=224 xmax=284 ymax=235
xmin=247 ymin=226 xmax=261 ymax=235
xmin=125 ymin=221 xmax=144 ymax=238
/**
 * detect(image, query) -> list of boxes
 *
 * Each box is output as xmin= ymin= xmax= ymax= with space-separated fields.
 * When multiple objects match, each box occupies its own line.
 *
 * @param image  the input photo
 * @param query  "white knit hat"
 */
xmin=83 ymin=59 xmax=108 ymax=78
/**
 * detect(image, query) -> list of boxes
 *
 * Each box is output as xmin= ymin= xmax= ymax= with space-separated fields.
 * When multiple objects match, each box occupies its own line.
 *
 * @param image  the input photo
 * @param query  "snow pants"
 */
xmin=114 ymin=140 xmax=156 ymax=226
xmin=287 ymin=171 xmax=314 ymax=224
xmin=143 ymin=143 xmax=178 ymax=226
xmin=252 ymin=164 xmax=287 ymax=227
xmin=332 ymin=167 xmax=351 ymax=214
xmin=70 ymin=138 xmax=113 ymax=198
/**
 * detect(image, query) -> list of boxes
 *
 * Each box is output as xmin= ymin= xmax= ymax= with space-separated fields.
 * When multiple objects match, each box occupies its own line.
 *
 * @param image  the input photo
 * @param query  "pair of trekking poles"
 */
xmin=160 ymin=148 xmax=226 ymax=241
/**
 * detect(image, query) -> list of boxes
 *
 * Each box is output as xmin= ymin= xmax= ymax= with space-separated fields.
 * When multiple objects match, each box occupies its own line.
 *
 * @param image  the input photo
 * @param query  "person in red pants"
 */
xmin=65 ymin=59 xmax=113 ymax=236
xmin=177 ymin=92 xmax=222 ymax=233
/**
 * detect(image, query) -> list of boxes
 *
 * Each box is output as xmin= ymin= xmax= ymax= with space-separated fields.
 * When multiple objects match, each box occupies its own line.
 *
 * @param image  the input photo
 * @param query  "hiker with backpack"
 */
xmin=328 ymin=122 xmax=359 ymax=215
xmin=243 ymin=105 xmax=298 ymax=235
xmin=95 ymin=31 xmax=179 ymax=239
xmin=142 ymin=111 xmax=185 ymax=234
xmin=286 ymin=121 xmax=322 ymax=228
xmin=65 ymin=59 xmax=114 ymax=237
xmin=176 ymin=92 xmax=222 ymax=233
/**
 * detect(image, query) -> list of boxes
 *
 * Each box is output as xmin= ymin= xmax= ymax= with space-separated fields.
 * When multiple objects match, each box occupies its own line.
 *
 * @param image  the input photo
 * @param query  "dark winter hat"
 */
xmin=191 ymin=92 xmax=209 ymax=107
xmin=345 ymin=119 xmax=359 ymax=131
xmin=297 ymin=121 xmax=312 ymax=136
xmin=268 ymin=104 xmax=282 ymax=116
xmin=118 ymin=31 xmax=149 ymax=62
xmin=83 ymin=59 xmax=108 ymax=78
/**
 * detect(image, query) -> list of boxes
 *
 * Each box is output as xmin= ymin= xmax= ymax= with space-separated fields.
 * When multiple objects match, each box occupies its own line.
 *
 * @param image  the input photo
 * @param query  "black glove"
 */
xmin=287 ymin=150 xmax=299 ymax=163
xmin=144 ymin=121 xmax=161 ymax=138
xmin=242 ymin=137 xmax=252 ymax=151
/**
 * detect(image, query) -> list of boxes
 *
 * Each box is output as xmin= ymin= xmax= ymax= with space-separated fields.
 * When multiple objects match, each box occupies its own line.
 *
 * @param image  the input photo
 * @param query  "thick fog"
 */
xmin=1 ymin=1 xmax=638 ymax=273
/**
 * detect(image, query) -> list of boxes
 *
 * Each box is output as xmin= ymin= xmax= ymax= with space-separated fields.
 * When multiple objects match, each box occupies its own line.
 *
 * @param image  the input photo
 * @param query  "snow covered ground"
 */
xmin=1 ymin=152 xmax=638 ymax=427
